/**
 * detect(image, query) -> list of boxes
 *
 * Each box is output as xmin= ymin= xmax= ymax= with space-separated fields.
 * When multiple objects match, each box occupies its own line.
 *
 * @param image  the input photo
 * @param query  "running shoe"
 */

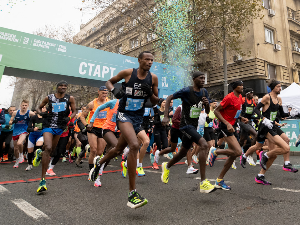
xmin=136 ymin=167 xmax=145 ymax=177
xmin=3 ymin=154 xmax=8 ymax=161
xmin=192 ymin=154 xmax=198 ymax=164
xmin=113 ymin=156 xmax=118 ymax=161
xmin=161 ymin=162 xmax=169 ymax=184
xmin=68 ymin=153 xmax=73 ymax=163
xmin=19 ymin=156 xmax=24 ymax=164
xmin=150 ymin=153 xmax=155 ymax=164
xmin=37 ymin=178 xmax=47 ymax=193
xmin=152 ymin=162 xmax=159 ymax=170
xmin=25 ymin=165 xmax=33 ymax=171
xmin=121 ymin=161 xmax=127 ymax=178
xmin=186 ymin=166 xmax=199 ymax=174
xmin=94 ymin=177 xmax=101 ymax=187
xmin=75 ymin=157 xmax=82 ymax=167
xmin=215 ymin=179 xmax=231 ymax=190
xmin=240 ymin=154 xmax=247 ymax=168
xmin=99 ymin=163 xmax=105 ymax=176
xmin=46 ymin=169 xmax=56 ymax=176
xmin=127 ymin=191 xmax=148 ymax=209
xmin=231 ymin=161 xmax=237 ymax=169
xmin=13 ymin=159 xmax=19 ymax=168
xmin=62 ymin=157 xmax=67 ymax=162
xmin=283 ymin=163 xmax=298 ymax=173
xmin=200 ymin=179 xmax=215 ymax=193
xmin=208 ymin=147 xmax=217 ymax=167
xmin=33 ymin=149 xmax=42 ymax=167
xmin=255 ymin=175 xmax=271 ymax=185
xmin=260 ymin=152 xmax=268 ymax=170
xmin=89 ymin=156 xmax=101 ymax=181
xmin=296 ymin=134 xmax=300 ymax=147
xmin=247 ymin=156 xmax=256 ymax=166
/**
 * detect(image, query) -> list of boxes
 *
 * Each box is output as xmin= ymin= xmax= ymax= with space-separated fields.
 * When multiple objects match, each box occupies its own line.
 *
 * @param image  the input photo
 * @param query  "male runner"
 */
xmin=9 ymin=100 xmax=35 ymax=168
xmin=161 ymin=71 xmax=215 ymax=193
xmin=240 ymin=80 xmax=297 ymax=184
xmin=203 ymin=99 xmax=218 ymax=148
xmin=33 ymin=80 xmax=76 ymax=193
xmin=0 ymin=106 xmax=16 ymax=161
xmin=89 ymin=51 xmax=159 ymax=208
xmin=208 ymin=80 xmax=245 ymax=190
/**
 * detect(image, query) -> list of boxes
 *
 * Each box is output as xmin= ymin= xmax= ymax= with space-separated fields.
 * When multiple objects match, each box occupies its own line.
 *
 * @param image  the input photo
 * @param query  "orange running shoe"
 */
xmin=152 ymin=162 xmax=159 ymax=170
xmin=3 ymin=154 xmax=8 ymax=161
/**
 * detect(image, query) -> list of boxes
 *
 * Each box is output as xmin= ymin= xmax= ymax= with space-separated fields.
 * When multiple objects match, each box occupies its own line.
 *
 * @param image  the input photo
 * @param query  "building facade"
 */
xmin=74 ymin=0 xmax=300 ymax=98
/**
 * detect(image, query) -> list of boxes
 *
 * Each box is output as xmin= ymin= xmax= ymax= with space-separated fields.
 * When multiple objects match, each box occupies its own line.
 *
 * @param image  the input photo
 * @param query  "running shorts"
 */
xmin=257 ymin=123 xmax=284 ymax=143
xmin=43 ymin=128 xmax=64 ymax=136
xmin=170 ymin=127 xmax=182 ymax=143
xmin=116 ymin=112 xmax=143 ymax=135
xmin=204 ymin=127 xmax=215 ymax=142
xmin=180 ymin=125 xmax=202 ymax=149
xmin=12 ymin=132 xmax=28 ymax=141
xmin=87 ymin=127 xmax=103 ymax=138
xmin=218 ymin=122 xmax=235 ymax=139
xmin=103 ymin=129 xmax=120 ymax=139
xmin=28 ymin=132 xmax=43 ymax=148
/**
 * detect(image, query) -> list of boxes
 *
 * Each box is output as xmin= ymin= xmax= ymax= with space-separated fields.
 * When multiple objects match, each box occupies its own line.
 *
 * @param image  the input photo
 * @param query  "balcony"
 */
xmin=288 ymin=18 xmax=300 ymax=37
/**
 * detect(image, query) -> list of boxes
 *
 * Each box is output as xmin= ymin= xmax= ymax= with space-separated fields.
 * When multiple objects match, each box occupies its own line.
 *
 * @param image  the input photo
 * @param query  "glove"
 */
xmin=69 ymin=122 xmax=74 ymax=127
xmin=4 ymin=125 xmax=10 ymax=129
xmin=12 ymin=118 xmax=18 ymax=124
xmin=262 ymin=118 xmax=273 ymax=129
xmin=112 ymin=88 xmax=125 ymax=99
xmin=141 ymin=83 xmax=153 ymax=97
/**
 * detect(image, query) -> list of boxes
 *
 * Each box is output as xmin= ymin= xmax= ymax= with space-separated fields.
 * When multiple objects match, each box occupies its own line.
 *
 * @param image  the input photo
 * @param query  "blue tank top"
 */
xmin=13 ymin=110 xmax=30 ymax=136
xmin=118 ymin=68 xmax=152 ymax=117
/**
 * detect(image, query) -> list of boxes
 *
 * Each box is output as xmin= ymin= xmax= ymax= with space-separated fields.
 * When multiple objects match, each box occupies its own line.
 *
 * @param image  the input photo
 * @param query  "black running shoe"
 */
xmin=260 ymin=152 xmax=268 ymax=170
xmin=255 ymin=175 xmax=271 ymax=185
xmin=127 ymin=191 xmax=148 ymax=209
xmin=89 ymin=156 xmax=101 ymax=181
xmin=283 ymin=163 xmax=298 ymax=173
xmin=240 ymin=154 xmax=247 ymax=168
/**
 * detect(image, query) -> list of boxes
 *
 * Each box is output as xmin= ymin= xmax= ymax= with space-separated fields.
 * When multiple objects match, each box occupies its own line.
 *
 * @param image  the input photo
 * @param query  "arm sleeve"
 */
xmin=27 ymin=116 xmax=35 ymax=132
xmin=279 ymin=105 xmax=289 ymax=118
xmin=90 ymin=100 xmax=117 ymax=123
xmin=0 ymin=110 xmax=5 ymax=125
xmin=254 ymin=102 xmax=264 ymax=119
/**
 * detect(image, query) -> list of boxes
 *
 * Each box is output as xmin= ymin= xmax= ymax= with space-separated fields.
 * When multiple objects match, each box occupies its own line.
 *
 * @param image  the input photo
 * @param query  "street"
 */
xmin=0 ymin=154 xmax=300 ymax=225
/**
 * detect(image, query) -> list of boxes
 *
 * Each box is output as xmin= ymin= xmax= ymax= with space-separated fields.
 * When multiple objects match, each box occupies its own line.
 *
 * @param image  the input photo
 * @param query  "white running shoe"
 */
xmin=186 ymin=166 xmax=199 ymax=174
xmin=247 ymin=156 xmax=256 ymax=166
xmin=231 ymin=161 xmax=237 ymax=169
xmin=256 ymin=160 xmax=260 ymax=165
xmin=94 ymin=177 xmax=101 ymax=187
xmin=154 ymin=150 xmax=160 ymax=163
xmin=192 ymin=155 xmax=199 ymax=164
xmin=13 ymin=159 xmax=19 ymax=168
xmin=25 ymin=165 xmax=33 ymax=171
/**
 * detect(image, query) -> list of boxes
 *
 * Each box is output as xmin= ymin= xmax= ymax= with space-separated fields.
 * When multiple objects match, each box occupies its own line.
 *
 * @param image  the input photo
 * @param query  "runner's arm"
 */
xmin=27 ymin=116 xmax=36 ymax=132
xmin=9 ymin=111 xmax=17 ymax=125
xmin=29 ymin=111 xmax=36 ymax=118
xmin=90 ymin=100 xmax=116 ymax=123
xmin=278 ymin=97 xmax=289 ymax=118
xmin=38 ymin=97 xmax=49 ymax=114
xmin=161 ymin=95 xmax=174 ymax=126
xmin=80 ymin=101 xmax=93 ymax=126
xmin=69 ymin=96 xmax=77 ymax=119
xmin=149 ymin=74 xmax=159 ymax=105
xmin=254 ymin=95 xmax=269 ymax=119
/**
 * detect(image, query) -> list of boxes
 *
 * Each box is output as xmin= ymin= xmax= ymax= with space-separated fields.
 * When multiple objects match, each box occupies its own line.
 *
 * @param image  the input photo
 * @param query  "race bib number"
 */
xmin=190 ymin=107 xmax=201 ymax=118
xmin=125 ymin=98 xmax=144 ymax=111
xmin=111 ymin=113 xmax=117 ymax=123
xmin=208 ymin=121 xmax=213 ymax=127
xmin=52 ymin=102 xmax=66 ymax=113
xmin=144 ymin=108 xmax=150 ymax=116
xmin=246 ymin=107 xmax=253 ymax=114
xmin=270 ymin=111 xmax=277 ymax=121
xmin=234 ymin=110 xmax=242 ymax=119
xmin=97 ymin=110 xmax=107 ymax=119
xmin=35 ymin=123 xmax=43 ymax=130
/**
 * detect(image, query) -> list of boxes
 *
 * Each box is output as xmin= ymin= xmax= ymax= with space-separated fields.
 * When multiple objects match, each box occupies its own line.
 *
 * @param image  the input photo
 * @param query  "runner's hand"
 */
xmin=202 ymin=97 xmax=209 ymax=106
xmin=262 ymin=118 xmax=273 ymax=129
xmin=141 ymin=83 xmax=153 ymax=97
xmin=4 ymin=125 xmax=10 ymax=129
xmin=12 ymin=118 xmax=18 ymax=124
xmin=87 ymin=123 xmax=93 ymax=131
xmin=162 ymin=117 xmax=169 ymax=126
xmin=241 ymin=117 xmax=248 ymax=124
xmin=112 ymin=88 xmax=125 ymax=99
xmin=34 ymin=127 xmax=39 ymax=132
xmin=227 ymin=123 xmax=235 ymax=133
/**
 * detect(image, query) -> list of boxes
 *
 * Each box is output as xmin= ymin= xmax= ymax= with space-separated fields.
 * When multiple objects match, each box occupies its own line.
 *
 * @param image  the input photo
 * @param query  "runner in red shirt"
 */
xmin=207 ymin=80 xmax=246 ymax=190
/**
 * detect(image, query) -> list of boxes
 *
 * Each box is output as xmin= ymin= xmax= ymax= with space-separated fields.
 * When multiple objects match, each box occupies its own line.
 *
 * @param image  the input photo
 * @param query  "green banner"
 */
xmin=281 ymin=119 xmax=300 ymax=152
xmin=0 ymin=64 xmax=4 ymax=82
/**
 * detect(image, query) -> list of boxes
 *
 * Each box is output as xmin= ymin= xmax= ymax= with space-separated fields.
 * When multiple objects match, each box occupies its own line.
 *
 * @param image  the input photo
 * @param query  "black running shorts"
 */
xmin=218 ymin=122 xmax=234 ymax=139
xmin=170 ymin=127 xmax=182 ymax=143
xmin=102 ymin=129 xmax=120 ymax=138
xmin=180 ymin=125 xmax=202 ymax=149
xmin=257 ymin=123 xmax=283 ymax=143
xmin=204 ymin=127 xmax=215 ymax=142
xmin=87 ymin=127 xmax=103 ymax=138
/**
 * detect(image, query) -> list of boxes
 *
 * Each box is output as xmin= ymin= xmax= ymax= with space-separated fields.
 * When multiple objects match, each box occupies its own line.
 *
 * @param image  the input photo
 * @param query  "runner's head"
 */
xmin=210 ymin=99 xmax=217 ymax=109
xmin=138 ymin=51 xmax=153 ymax=71
xmin=170 ymin=99 xmax=173 ymax=107
xmin=192 ymin=71 xmax=205 ymax=88
xmin=98 ymin=86 xmax=108 ymax=100
xmin=20 ymin=100 xmax=29 ymax=111
xmin=269 ymin=79 xmax=281 ymax=95
xmin=56 ymin=80 xmax=68 ymax=94
xmin=245 ymin=88 xmax=254 ymax=99
xmin=230 ymin=80 xmax=243 ymax=94
xmin=8 ymin=106 xmax=16 ymax=115
xmin=81 ymin=105 xmax=86 ymax=112
xmin=253 ymin=95 xmax=258 ymax=105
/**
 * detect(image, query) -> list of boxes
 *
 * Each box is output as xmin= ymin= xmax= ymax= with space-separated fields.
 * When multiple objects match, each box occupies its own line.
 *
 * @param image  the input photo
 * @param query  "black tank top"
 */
xmin=262 ymin=94 xmax=279 ymax=122
xmin=118 ymin=68 xmax=152 ymax=117
xmin=181 ymin=86 xmax=205 ymax=128
xmin=241 ymin=98 xmax=255 ymax=119
xmin=44 ymin=93 xmax=71 ymax=129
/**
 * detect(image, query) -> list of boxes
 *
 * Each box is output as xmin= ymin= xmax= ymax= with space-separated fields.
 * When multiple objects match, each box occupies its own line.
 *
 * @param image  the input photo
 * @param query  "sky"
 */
xmin=0 ymin=0 xmax=98 ymax=108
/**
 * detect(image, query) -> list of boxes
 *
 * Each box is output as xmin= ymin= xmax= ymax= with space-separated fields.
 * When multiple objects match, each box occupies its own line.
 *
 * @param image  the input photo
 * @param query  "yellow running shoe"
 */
xmin=37 ymin=178 xmax=47 ymax=193
xmin=121 ymin=161 xmax=127 ymax=178
xmin=200 ymin=179 xmax=215 ymax=193
xmin=33 ymin=149 xmax=42 ymax=167
xmin=137 ymin=167 xmax=145 ymax=177
xmin=161 ymin=162 xmax=170 ymax=184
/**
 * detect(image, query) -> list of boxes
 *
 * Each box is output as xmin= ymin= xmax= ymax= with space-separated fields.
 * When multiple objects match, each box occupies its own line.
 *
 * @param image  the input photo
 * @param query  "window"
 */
xmin=116 ymin=45 xmax=122 ymax=54
xmin=118 ymin=26 xmax=124 ymax=33
xmin=291 ymin=10 xmax=296 ymax=20
xmin=195 ymin=41 xmax=207 ymax=51
xmin=130 ymin=38 xmax=139 ymax=49
xmin=295 ymin=41 xmax=299 ymax=48
xmin=268 ymin=64 xmax=276 ymax=79
xmin=265 ymin=27 xmax=274 ymax=44
xmin=204 ymin=72 xmax=208 ymax=84
xmin=262 ymin=0 xmax=270 ymax=9
xmin=147 ymin=33 xmax=156 ymax=42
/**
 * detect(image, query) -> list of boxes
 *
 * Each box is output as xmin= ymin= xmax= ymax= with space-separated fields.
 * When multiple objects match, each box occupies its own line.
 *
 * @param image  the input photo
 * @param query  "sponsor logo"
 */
xmin=126 ymin=87 xmax=132 ymax=95
xmin=134 ymin=90 xmax=143 ymax=97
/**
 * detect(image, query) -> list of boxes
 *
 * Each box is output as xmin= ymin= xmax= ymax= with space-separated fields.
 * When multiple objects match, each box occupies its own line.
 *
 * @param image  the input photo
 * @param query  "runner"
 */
xmin=203 ymin=99 xmax=218 ymax=149
xmin=207 ymin=80 xmax=245 ymax=190
xmin=0 ymin=106 xmax=16 ymax=161
xmin=161 ymin=71 xmax=215 ymax=193
xmin=89 ymin=51 xmax=159 ymax=208
xmin=9 ymin=100 xmax=35 ymax=168
xmin=25 ymin=106 xmax=46 ymax=171
xmin=33 ymin=80 xmax=76 ymax=193
xmin=240 ymin=80 xmax=297 ymax=184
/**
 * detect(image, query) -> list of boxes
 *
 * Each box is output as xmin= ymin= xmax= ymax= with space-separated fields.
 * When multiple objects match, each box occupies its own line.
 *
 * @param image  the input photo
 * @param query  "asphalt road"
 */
xmin=1 ymin=154 xmax=300 ymax=225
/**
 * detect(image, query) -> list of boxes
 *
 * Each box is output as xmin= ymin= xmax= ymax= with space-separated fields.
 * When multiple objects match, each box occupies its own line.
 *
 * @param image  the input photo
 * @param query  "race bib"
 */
xmin=190 ymin=107 xmax=201 ymax=118
xmin=35 ymin=123 xmax=43 ymax=130
xmin=52 ymin=102 xmax=66 ymax=113
xmin=234 ymin=110 xmax=242 ymax=119
xmin=144 ymin=108 xmax=150 ymax=116
xmin=111 ymin=113 xmax=117 ymax=123
xmin=270 ymin=111 xmax=277 ymax=121
xmin=160 ymin=115 xmax=164 ymax=121
xmin=125 ymin=98 xmax=144 ymax=111
xmin=246 ymin=107 xmax=253 ymax=114
xmin=208 ymin=121 xmax=213 ymax=127
xmin=97 ymin=110 xmax=107 ymax=119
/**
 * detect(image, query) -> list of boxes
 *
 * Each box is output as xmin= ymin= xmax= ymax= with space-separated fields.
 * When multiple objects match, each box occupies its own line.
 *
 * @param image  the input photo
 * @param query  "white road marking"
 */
xmin=273 ymin=187 xmax=300 ymax=193
xmin=0 ymin=185 xmax=10 ymax=193
xmin=143 ymin=169 xmax=161 ymax=174
xmin=195 ymin=178 xmax=233 ymax=183
xmin=11 ymin=199 xmax=49 ymax=220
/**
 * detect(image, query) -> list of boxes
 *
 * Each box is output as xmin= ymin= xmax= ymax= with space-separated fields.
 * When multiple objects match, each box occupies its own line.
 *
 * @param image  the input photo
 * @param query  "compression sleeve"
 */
xmin=254 ymin=102 xmax=264 ymax=119
xmin=279 ymin=105 xmax=289 ymax=118
xmin=27 ymin=116 xmax=35 ymax=132
xmin=90 ymin=99 xmax=117 ymax=123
